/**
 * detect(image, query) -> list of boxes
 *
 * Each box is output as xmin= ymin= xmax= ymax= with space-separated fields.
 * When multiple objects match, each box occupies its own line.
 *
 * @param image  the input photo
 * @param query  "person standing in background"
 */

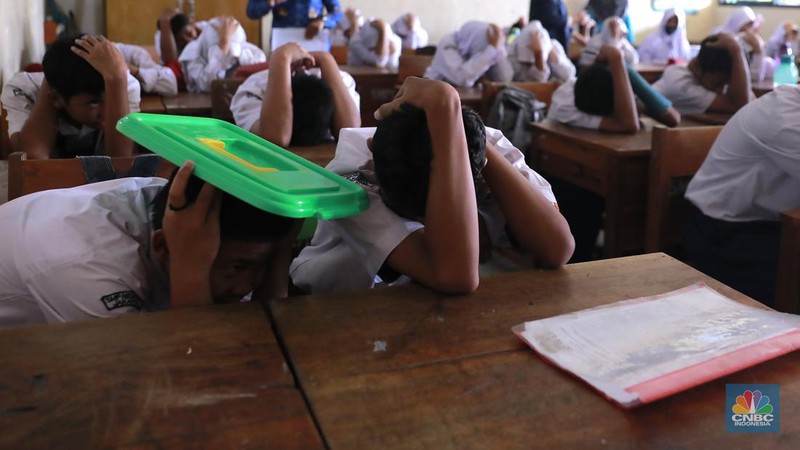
xmin=246 ymin=0 xmax=343 ymax=39
xmin=529 ymin=0 xmax=571 ymax=50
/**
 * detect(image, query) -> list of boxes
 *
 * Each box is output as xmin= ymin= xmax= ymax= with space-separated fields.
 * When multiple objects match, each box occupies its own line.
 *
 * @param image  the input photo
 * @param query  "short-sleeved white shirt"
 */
xmin=289 ymin=126 xmax=559 ymax=294
xmin=229 ymin=68 xmax=360 ymax=133
xmin=547 ymin=78 xmax=603 ymax=130
xmin=652 ymin=64 xmax=717 ymax=114
xmin=0 ymin=178 xmax=170 ymax=328
xmin=686 ymin=85 xmax=800 ymax=222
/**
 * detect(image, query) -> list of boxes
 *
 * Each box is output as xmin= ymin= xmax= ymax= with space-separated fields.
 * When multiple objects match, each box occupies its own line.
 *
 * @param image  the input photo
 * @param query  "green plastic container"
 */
xmin=117 ymin=113 xmax=367 ymax=219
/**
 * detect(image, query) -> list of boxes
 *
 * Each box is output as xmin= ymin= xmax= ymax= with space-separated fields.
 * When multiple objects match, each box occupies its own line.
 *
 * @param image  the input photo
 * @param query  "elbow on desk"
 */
xmin=429 ymin=268 xmax=480 ymax=295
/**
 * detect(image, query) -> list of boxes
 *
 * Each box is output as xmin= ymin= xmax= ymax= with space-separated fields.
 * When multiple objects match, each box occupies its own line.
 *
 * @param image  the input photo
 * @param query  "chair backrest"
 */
xmin=775 ymin=209 xmax=800 ymax=314
xmin=397 ymin=54 xmax=433 ymax=83
xmin=210 ymin=77 xmax=245 ymax=123
xmin=480 ymin=81 xmax=560 ymax=118
xmin=644 ymin=126 xmax=723 ymax=255
xmin=330 ymin=45 xmax=349 ymax=65
xmin=7 ymin=152 xmax=176 ymax=201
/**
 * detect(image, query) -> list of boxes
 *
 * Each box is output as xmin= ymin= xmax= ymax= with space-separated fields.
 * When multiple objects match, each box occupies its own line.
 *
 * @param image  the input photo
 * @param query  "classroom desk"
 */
xmin=455 ymin=86 xmax=483 ymax=113
xmin=634 ymin=62 xmax=667 ymax=83
xmin=270 ymin=253 xmax=800 ymax=449
xmin=753 ymin=79 xmax=775 ymax=98
xmin=139 ymin=94 xmax=166 ymax=114
xmin=0 ymin=302 xmax=323 ymax=449
xmin=340 ymin=65 xmax=399 ymax=127
xmin=531 ymin=119 xmax=655 ymax=257
xmin=684 ymin=111 xmax=733 ymax=125
xmin=288 ymin=142 xmax=337 ymax=167
xmin=162 ymin=92 xmax=213 ymax=116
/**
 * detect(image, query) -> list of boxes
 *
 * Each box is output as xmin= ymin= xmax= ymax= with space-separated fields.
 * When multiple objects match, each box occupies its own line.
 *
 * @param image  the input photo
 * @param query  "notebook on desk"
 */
xmin=513 ymin=284 xmax=800 ymax=409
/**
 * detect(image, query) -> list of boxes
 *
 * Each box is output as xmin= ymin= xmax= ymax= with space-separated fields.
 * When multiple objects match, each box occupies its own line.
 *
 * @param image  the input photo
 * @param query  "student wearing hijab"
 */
xmin=424 ymin=21 xmax=512 ymax=88
xmin=508 ymin=20 xmax=575 ymax=82
xmin=713 ymin=6 xmax=774 ymax=81
xmin=586 ymin=0 xmax=633 ymax=43
xmin=528 ymin=0 xmax=570 ymax=50
xmin=330 ymin=8 xmax=363 ymax=46
xmin=347 ymin=19 xmax=402 ymax=70
xmin=766 ymin=21 xmax=800 ymax=60
xmin=578 ymin=16 xmax=638 ymax=68
xmin=391 ymin=13 xmax=429 ymax=50
xmin=638 ymin=8 xmax=691 ymax=63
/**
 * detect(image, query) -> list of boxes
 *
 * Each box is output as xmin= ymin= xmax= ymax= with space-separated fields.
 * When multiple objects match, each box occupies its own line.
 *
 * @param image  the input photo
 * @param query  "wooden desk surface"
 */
xmin=683 ymin=112 xmax=733 ymax=125
xmin=753 ymin=80 xmax=775 ymax=97
xmin=162 ymin=92 xmax=213 ymax=116
xmin=339 ymin=65 xmax=398 ymax=78
xmin=139 ymin=94 xmax=166 ymax=114
xmin=339 ymin=65 xmax=399 ymax=127
xmin=634 ymin=62 xmax=667 ymax=83
xmin=288 ymin=142 xmax=336 ymax=168
xmin=0 ymin=302 xmax=323 ymax=449
xmin=270 ymin=254 xmax=800 ymax=449
xmin=532 ymin=119 xmax=654 ymax=156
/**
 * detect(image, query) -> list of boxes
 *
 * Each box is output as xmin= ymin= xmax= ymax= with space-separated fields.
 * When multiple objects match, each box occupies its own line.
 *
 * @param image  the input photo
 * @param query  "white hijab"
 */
xmin=511 ymin=21 xmax=553 ymax=64
xmin=455 ymin=21 xmax=492 ymax=58
xmin=579 ymin=17 xmax=635 ymax=66
xmin=638 ymin=8 xmax=690 ymax=62
xmin=714 ymin=6 xmax=756 ymax=35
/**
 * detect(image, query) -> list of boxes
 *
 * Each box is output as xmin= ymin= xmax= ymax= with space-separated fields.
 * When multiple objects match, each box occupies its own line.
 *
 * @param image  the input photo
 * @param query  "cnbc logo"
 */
xmin=726 ymin=385 xmax=780 ymax=433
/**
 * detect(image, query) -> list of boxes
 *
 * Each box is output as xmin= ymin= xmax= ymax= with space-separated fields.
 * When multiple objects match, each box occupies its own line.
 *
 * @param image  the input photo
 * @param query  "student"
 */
xmin=653 ymin=33 xmax=751 ymax=115
xmin=424 ymin=21 xmax=513 ymax=88
xmin=571 ymin=10 xmax=596 ymax=47
xmin=638 ymin=8 xmax=691 ymax=64
xmin=766 ymin=21 xmax=800 ymax=60
xmin=347 ymin=19 xmax=402 ymax=70
xmin=549 ymin=45 xmax=679 ymax=133
xmin=1 ymin=34 xmax=140 ymax=159
xmin=179 ymin=16 xmax=267 ymax=93
xmin=330 ymin=8 xmax=363 ymax=46
xmin=290 ymin=77 xmax=574 ymax=294
xmin=155 ymin=8 xmax=208 ymax=67
xmin=0 ymin=162 xmax=299 ymax=328
xmin=586 ymin=0 xmax=633 ymax=43
xmin=528 ymin=0 xmax=571 ymax=50
xmin=246 ymin=0 xmax=343 ymax=39
xmin=507 ymin=20 xmax=576 ymax=82
xmin=713 ymin=6 xmax=774 ymax=82
xmin=391 ymin=13 xmax=429 ymax=50
xmin=230 ymin=43 xmax=360 ymax=147
xmin=116 ymin=43 xmax=178 ymax=97
xmin=578 ymin=17 xmax=638 ymax=68
xmin=684 ymin=85 xmax=800 ymax=306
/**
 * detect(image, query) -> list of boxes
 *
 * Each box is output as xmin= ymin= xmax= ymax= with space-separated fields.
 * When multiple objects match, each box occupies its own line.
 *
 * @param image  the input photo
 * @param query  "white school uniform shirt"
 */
xmin=330 ymin=10 xmax=364 ymax=46
xmin=578 ymin=17 xmax=639 ymax=67
xmin=637 ymin=8 xmax=691 ymax=64
xmin=424 ymin=21 xmax=513 ymax=88
xmin=547 ymin=78 xmax=603 ymax=130
xmin=652 ymin=64 xmax=716 ymax=114
xmin=391 ymin=14 xmax=429 ymax=50
xmin=178 ymin=18 xmax=267 ymax=93
xmin=290 ymin=126 xmax=559 ymax=294
xmin=347 ymin=22 xmax=402 ymax=70
xmin=115 ymin=42 xmax=178 ymax=96
xmin=0 ymin=178 xmax=170 ymax=329
xmin=686 ymin=85 xmax=800 ymax=222
xmin=508 ymin=20 xmax=575 ymax=83
xmin=229 ymin=68 xmax=360 ymax=133
xmin=153 ymin=20 xmax=210 ymax=60
xmin=1 ymin=71 xmax=141 ymax=157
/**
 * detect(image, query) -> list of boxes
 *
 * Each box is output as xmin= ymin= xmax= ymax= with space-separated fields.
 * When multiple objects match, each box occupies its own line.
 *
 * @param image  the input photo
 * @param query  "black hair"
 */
xmin=574 ymin=62 xmax=614 ymax=116
xmin=151 ymin=171 xmax=296 ymax=242
xmin=42 ymin=33 xmax=104 ymax=100
xmin=371 ymin=104 xmax=486 ymax=221
xmin=289 ymin=72 xmax=335 ymax=146
xmin=697 ymin=35 xmax=733 ymax=76
xmin=170 ymin=13 xmax=191 ymax=40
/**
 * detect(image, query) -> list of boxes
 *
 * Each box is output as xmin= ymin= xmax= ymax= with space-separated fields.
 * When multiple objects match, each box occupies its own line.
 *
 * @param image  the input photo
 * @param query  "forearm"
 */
xmin=609 ymin=59 xmax=639 ymax=132
xmin=482 ymin=143 xmax=574 ymax=267
xmin=102 ymin=76 xmax=134 ymax=157
xmin=169 ymin=264 xmax=213 ymax=307
xmin=319 ymin=56 xmax=360 ymax=134
xmin=159 ymin=22 xmax=180 ymax=63
xmin=260 ymin=56 xmax=293 ymax=146
xmin=16 ymin=88 xmax=59 ymax=159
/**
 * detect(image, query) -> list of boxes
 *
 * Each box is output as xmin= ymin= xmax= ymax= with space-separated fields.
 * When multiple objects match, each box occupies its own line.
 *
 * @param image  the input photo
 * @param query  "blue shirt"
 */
xmin=247 ymin=0 xmax=342 ymax=29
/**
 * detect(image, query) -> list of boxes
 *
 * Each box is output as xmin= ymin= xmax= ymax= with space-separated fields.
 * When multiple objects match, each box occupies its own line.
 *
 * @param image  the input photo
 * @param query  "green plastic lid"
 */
xmin=117 ymin=113 xmax=367 ymax=219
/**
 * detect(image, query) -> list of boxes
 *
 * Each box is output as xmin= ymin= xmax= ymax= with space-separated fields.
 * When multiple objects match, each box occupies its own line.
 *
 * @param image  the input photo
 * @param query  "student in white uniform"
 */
xmin=507 ymin=20 xmax=575 ymax=82
xmin=424 ymin=21 xmax=513 ymax=88
xmin=115 ymin=43 xmax=178 ymax=97
xmin=0 ymin=34 xmax=140 ymax=159
xmin=391 ymin=13 xmax=429 ymax=50
xmin=346 ymin=18 xmax=402 ymax=70
xmin=230 ymin=43 xmax=359 ymax=147
xmin=330 ymin=8 xmax=363 ymax=46
xmin=653 ymin=33 xmax=751 ymax=115
xmin=766 ymin=21 xmax=800 ymax=60
xmin=178 ymin=16 xmax=267 ymax=93
xmin=713 ymin=6 xmax=774 ymax=82
xmin=637 ymin=8 xmax=691 ymax=64
xmin=684 ymin=85 xmax=800 ymax=306
xmin=578 ymin=16 xmax=638 ymax=68
xmin=0 ymin=163 xmax=299 ymax=328
xmin=290 ymin=77 xmax=574 ymax=294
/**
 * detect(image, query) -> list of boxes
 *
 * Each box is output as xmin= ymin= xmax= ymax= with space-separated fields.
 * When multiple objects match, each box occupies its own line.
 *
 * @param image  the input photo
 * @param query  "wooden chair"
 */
xmin=644 ymin=126 xmax=723 ymax=256
xmin=1 ymin=105 xmax=9 ymax=160
xmin=7 ymin=152 xmax=176 ymax=201
xmin=210 ymin=77 xmax=245 ymax=123
xmin=330 ymin=45 xmax=349 ymax=65
xmin=397 ymin=54 xmax=432 ymax=83
xmin=480 ymin=81 xmax=561 ymax=118
xmin=775 ymin=210 xmax=800 ymax=314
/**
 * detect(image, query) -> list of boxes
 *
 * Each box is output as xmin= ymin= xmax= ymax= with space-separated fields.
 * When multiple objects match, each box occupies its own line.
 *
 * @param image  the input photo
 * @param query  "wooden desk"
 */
xmin=139 ymin=94 xmax=166 ymax=114
xmin=162 ymin=92 xmax=213 ymax=117
xmin=0 ymin=302 xmax=323 ymax=449
xmin=634 ymin=63 xmax=667 ymax=84
xmin=288 ymin=142 xmax=336 ymax=168
xmin=684 ymin=112 xmax=733 ymax=125
xmin=270 ymin=254 xmax=799 ymax=449
xmin=753 ymin=80 xmax=775 ymax=98
xmin=531 ymin=119 xmax=655 ymax=257
xmin=340 ymin=65 xmax=399 ymax=127
xmin=455 ymin=86 xmax=483 ymax=114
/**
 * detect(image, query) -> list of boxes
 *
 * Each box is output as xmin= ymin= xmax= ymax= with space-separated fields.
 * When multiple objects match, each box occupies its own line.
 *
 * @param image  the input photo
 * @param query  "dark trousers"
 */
xmin=684 ymin=207 xmax=781 ymax=306
xmin=549 ymin=177 xmax=605 ymax=263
